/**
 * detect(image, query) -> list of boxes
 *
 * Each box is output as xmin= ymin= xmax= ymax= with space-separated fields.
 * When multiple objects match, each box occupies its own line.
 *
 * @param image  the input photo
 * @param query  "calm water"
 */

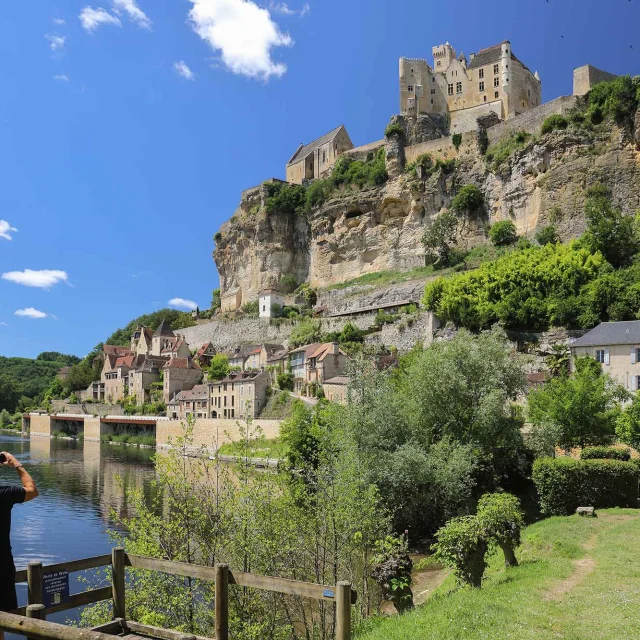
xmin=0 ymin=433 xmax=158 ymax=633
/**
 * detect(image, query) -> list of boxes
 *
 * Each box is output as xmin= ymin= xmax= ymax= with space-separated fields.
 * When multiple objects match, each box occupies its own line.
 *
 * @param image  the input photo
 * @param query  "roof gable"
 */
xmin=287 ymin=126 xmax=346 ymax=165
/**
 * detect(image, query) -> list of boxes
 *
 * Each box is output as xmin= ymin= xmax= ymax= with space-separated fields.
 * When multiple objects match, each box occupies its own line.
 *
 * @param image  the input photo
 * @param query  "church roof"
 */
xmin=287 ymin=125 xmax=346 ymax=165
xmin=154 ymin=318 xmax=175 ymax=338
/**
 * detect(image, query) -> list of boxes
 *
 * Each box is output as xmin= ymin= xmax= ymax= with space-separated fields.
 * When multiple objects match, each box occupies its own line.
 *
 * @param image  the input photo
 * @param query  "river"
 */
xmin=0 ymin=433 xmax=158 ymax=635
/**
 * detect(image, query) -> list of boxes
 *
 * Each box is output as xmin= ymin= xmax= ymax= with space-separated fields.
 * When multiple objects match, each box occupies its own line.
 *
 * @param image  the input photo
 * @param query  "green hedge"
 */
xmin=533 ymin=457 xmax=639 ymax=515
xmin=580 ymin=446 xmax=631 ymax=461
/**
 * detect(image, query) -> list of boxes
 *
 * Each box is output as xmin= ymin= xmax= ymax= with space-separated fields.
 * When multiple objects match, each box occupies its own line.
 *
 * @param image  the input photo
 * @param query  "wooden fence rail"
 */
xmin=9 ymin=549 xmax=355 ymax=640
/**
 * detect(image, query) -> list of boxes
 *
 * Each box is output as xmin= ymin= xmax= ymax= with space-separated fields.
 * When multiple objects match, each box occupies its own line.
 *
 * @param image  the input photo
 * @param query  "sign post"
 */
xmin=42 ymin=570 xmax=70 ymax=608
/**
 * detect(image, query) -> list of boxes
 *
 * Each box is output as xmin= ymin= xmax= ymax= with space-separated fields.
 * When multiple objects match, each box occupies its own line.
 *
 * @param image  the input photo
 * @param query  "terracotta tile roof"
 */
xmin=307 ymin=343 xmax=346 ymax=361
xmin=114 ymin=355 xmax=135 ymax=369
xmin=164 ymin=357 xmax=200 ymax=370
xmin=103 ymin=345 xmax=132 ymax=357
xmin=289 ymin=343 xmax=322 ymax=356
xmin=196 ymin=342 xmax=214 ymax=356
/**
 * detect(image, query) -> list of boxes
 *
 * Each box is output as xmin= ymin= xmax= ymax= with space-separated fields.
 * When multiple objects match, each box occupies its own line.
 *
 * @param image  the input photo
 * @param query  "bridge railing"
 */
xmin=11 ymin=548 xmax=355 ymax=640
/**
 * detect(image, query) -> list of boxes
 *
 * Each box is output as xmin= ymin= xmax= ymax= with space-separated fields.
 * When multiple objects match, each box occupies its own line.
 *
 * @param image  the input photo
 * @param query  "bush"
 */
xmin=535 ymin=225 xmax=559 ymax=246
xmin=587 ymin=75 xmax=639 ymax=127
xmin=422 ymin=211 xmax=460 ymax=268
xmin=432 ymin=516 xmax=489 ymax=588
xmin=541 ymin=114 xmax=569 ymax=135
xmin=532 ymin=457 xmax=639 ymax=515
xmin=265 ymin=182 xmax=307 ymax=216
xmin=375 ymin=310 xmax=397 ymax=326
xmin=452 ymin=133 xmax=462 ymax=150
xmin=290 ymin=319 xmax=322 ymax=348
xmin=485 ymin=131 xmax=532 ymax=170
xmin=276 ymin=372 xmax=294 ymax=391
xmin=214 ymin=231 xmax=222 ymax=242
xmin=241 ymin=300 xmax=259 ymax=317
xmin=581 ymin=446 xmax=631 ymax=461
xmin=384 ymin=123 xmax=404 ymax=138
xmin=209 ymin=354 xmax=230 ymax=381
xmin=489 ymin=220 xmax=518 ymax=247
xmin=279 ymin=274 xmax=298 ymax=293
xmin=0 ymin=409 xmax=12 ymax=428
xmin=451 ymin=185 xmax=484 ymax=216
xmin=476 ymin=493 xmax=524 ymax=567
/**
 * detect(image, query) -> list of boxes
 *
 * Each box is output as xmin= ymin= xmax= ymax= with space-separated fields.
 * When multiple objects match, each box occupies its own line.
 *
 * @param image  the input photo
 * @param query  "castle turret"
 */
xmin=432 ymin=42 xmax=456 ymax=70
xmin=501 ymin=41 xmax=512 ymax=116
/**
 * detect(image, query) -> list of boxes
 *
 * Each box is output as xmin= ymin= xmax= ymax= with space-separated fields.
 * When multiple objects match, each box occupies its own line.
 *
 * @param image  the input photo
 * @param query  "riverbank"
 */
xmin=356 ymin=509 xmax=640 ymax=640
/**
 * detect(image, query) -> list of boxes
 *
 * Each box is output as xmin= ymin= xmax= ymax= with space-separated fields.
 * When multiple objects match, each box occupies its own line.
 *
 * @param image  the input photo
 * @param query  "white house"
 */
xmin=259 ymin=289 xmax=285 ymax=318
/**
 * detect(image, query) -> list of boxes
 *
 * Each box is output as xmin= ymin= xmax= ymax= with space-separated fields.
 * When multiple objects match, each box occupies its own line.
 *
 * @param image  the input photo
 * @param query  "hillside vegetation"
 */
xmin=357 ymin=510 xmax=640 ymax=640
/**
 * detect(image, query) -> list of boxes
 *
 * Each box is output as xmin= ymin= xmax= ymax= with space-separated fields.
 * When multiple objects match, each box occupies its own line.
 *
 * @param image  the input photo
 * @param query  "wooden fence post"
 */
xmin=335 ymin=581 xmax=351 ymax=640
xmin=26 ymin=603 xmax=46 ymax=640
xmin=215 ymin=563 xmax=229 ymax=640
xmin=27 ymin=561 xmax=43 ymax=606
xmin=111 ymin=547 xmax=126 ymax=620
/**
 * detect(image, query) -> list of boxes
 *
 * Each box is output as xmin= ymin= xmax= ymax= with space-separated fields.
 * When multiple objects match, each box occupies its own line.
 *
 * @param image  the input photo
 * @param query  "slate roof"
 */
xmin=323 ymin=376 xmax=350 ymax=385
xmin=287 ymin=126 xmax=345 ymax=165
xmin=468 ymin=41 xmax=526 ymax=71
xmin=267 ymin=349 xmax=289 ymax=363
xmin=570 ymin=321 xmax=640 ymax=348
xmin=154 ymin=318 xmax=175 ymax=338
xmin=164 ymin=357 xmax=200 ymax=370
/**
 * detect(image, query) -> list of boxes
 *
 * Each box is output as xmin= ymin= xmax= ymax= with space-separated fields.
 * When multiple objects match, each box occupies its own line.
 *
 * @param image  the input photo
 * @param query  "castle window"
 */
xmin=322 ymin=150 xmax=326 ymax=163
xmin=494 ymin=64 xmax=499 ymax=74
xmin=528 ymin=89 xmax=531 ymax=98
xmin=432 ymin=77 xmax=435 ymax=82
xmin=494 ymin=77 xmax=500 ymax=88
xmin=456 ymin=82 xmax=462 ymax=93
xmin=431 ymin=99 xmax=434 ymax=104
xmin=448 ymin=83 xmax=454 ymax=95
xmin=495 ymin=91 xmax=499 ymax=99
xmin=431 ymin=88 xmax=436 ymax=94
xmin=484 ymin=95 xmax=487 ymax=102
xmin=407 ymin=85 xmax=414 ymax=92
xmin=437 ymin=61 xmax=441 ymax=67
xmin=479 ymin=81 xmax=485 ymax=91
xmin=479 ymin=69 xmax=484 ymax=79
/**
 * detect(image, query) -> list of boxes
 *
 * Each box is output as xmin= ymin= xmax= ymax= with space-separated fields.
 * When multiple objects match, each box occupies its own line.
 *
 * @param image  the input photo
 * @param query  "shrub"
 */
xmin=290 ymin=318 xmax=322 ymax=348
xmin=451 ymin=185 xmax=484 ymax=216
xmin=0 ymin=409 xmax=12 ymax=428
xmin=535 ymin=225 xmax=559 ymax=246
xmin=265 ymin=182 xmax=307 ymax=216
xmin=476 ymin=493 xmax=525 ymax=567
xmin=279 ymin=274 xmax=298 ymax=293
xmin=532 ymin=457 xmax=639 ymax=515
xmin=375 ymin=310 xmax=397 ymax=326
xmin=209 ymin=354 xmax=230 ymax=381
xmin=371 ymin=535 xmax=414 ymax=613
xmin=214 ymin=231 xmax=222 ymax=243
xmin=384 ymin=123 xmax=404 ymax=138
xmin=587 ymin=75 xmax=639 ymax=127
xmin=422 ymin=211 xmax=459 ymax=268
xmin=241 ymin=300 xmax=259 ymax=317
xmin=489 ymin=220 xmax=517 ymax=247
xmin=485 ymin=130 xmax=531 ymax=170
xmin=276 ymin=372 xmax=294 ymax=391
xmin=452 ymin=133 xmax=463 ymax=150
xmin=432 ymin=516 xmax=489 ymax=588
xmin=581 ymin=446 xmax=631 ymax=461
xmin=541 ymin=114 xmax=569 ymax=135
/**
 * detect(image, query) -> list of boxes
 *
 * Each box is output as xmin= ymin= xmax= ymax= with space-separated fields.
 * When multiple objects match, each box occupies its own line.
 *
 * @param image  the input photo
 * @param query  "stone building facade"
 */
xmin=573 ymin=64 xmax=618 ymax=97
xmin=209 ymin=370 xmax=270 ymax=419
xmin=163 ymin=357 xmax=203 ymax=404
xmin=399 ymin=41 xmax=542 ymax=131
xmin=286 ymin=125 xmax=354 ymax=184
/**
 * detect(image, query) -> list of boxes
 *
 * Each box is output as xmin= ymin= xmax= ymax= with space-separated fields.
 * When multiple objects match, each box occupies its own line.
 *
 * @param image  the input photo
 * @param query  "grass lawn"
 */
xmin=217 ymin=437 xmax=286 ymax=460
xmin=356 ymin=509 xmax=640 ymax=640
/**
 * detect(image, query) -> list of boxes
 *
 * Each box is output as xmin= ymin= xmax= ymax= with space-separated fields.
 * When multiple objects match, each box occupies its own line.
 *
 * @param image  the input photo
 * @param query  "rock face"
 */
xmin=214 ymin=121 xmax=640 ymax=297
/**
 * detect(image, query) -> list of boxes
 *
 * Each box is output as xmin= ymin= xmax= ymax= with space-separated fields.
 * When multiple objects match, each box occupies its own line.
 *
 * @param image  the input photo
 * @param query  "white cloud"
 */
xmin=0 ymin=221 xmax=17 ymax=241
xmin=46 ymin=34 xmax=66 ymax=52
xmin=54 ymin=74 xmax=70 ymax=82
xmin=53 ymin=18 xmax=67 ymax=25
xmin=270 ymin=2 xmax=309 ymax=16
xmin=112 ymin=0 xmax=152 ymax=29
xmin=174 ymin=61 xmax=196 ymax=80
xmin=0 ymin=322 xmax=7 ymax=327
xmin=15 ymin=308 xmax=48 ymax=319
xmin=79 ymin=7 xmax=122 ymax=32
xmin=168 ymin=297 xmax=198 ymax=311
xmin=2 ymin=269 xmax=69 ymax=289
xmin=188 ymin=0 xmax=292 ymax=80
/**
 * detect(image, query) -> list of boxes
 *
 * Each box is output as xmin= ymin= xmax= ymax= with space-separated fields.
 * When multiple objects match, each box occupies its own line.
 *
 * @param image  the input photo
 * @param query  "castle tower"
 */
xmin=432 ymin=42 xmax=456 ymax=71
xmin=501 ymin=41 xmax=512 ymax=116
xmin=399 ymin=57 xmax=432 ymax=115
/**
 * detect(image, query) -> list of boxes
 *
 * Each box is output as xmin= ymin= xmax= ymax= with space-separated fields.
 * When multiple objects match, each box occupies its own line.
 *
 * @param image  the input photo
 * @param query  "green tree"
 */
xmin=0 ymin=409 xmax=12 ymax=428
xmin=208 ymin=354 xmax=230 ymax=381
xmin=489 ymin=220 xmax=517 ymax=247
xmin=276 ymin=372 xmax=294 ymax=391
xmin=0 ymin=375 xmax=19 ymax=413
xmin=528 ymin=356 xmax=628 ymax=451
xmin=422 ymin=211 xmax=459 ymax=267
xmin=582 ymin=184 xmax=640 ymax=268
xmin=616 ymin=394 xmax=640 ymax=450
xmin=265 ymin=182 xmax=307 ymax=216
xmin=289 ymin=319 xmax=322 ymax=348
xmin=451 ymin=184 xmax=484 ymax=216
xmin=476 ymin=492 xmax=524 ymax=567
xmin=535 ymin=225 xmax=559 ymax=246
xmin=540 ymin=114 xmax=568 ymax=135
xmin=545 ymin=343 xmax=571 ymax=378
xmin=211 ymin=288 xmax=221 ymax=311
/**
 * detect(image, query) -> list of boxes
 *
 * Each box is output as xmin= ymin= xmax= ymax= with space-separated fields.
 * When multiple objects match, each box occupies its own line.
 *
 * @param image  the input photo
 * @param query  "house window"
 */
xmin=528 ymin=89 xmax=531 ymax=98
xmin=495 ymin=91 xmax=499 ymax=99
xmin=456 ymin=82 xmax=462 ymax=93
xmin=448 ymin=83 xmax=454 ymax=95
xmin=479 ymin=69 xmax=484 ymax=79
xmin=262 ymin=305 xmax=265 ymax=312
xmin=595 ymin=349 xmax=606 ymax=364
xmin=431 ymin=88 xmax=436 ymax=94
xmin=494 ymin=63 xmax=499 ymax=74
xmin=432 ymin=77 xmax=435 ymax=82
xmin=484 ymin=95 xmax=487 ymax=102
xmin=636 ymin=348 xmax=640 ymax=362
xmin=407 ymin=85 xmax=414 ymax=92
xmin=322 ymin=150 xmax=326 ymax=163
xmin=494 ymin=77 xmax=500 ymax=88
xmin=479 ymin=81 xmax=485 ymax=91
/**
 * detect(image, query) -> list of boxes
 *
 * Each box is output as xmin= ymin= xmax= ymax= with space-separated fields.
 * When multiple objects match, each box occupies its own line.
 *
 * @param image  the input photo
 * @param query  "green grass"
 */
xmin=485 ymin=130 xmax=533 ymax=171
xmin=260 ymin=391 xmax=298 ymax=419
xmin=217 ymin=437 xmax=286 ymax=460
xmin=356 ymin=509 xmax=640 ymax=640
xmin=101 ymin=433 xmax=156 ymax=447
xmin=323 ymin=266 xmax=441 ymax=291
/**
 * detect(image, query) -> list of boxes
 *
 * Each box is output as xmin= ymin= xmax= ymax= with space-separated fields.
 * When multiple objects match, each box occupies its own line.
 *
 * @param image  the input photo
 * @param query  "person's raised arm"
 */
xmin=1 ymin=452 xmax=38 ymax=502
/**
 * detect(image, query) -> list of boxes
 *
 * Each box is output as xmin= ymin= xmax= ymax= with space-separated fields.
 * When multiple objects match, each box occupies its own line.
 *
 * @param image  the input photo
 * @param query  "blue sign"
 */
xmin=323 ymin=589 xmax=335 ymax=599
xmin=43 ymin=570 xmax=70 ymax=608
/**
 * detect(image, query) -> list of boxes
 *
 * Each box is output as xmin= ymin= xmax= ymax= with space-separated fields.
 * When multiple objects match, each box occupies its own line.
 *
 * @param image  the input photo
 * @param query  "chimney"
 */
xmin=469 ymin=53 xmax=476 ymax=62
xmin=332 ymin=342 xmax=339 ymax=356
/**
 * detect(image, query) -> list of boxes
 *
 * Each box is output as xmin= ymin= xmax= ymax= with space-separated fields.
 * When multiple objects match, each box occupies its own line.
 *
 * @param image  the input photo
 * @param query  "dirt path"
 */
xmin=544 ymin=533 xmax=598 ymax=601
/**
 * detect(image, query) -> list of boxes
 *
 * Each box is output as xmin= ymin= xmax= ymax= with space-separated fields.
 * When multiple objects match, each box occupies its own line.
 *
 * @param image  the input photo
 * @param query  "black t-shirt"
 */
xmin=0 ymin=485 xmax=25 ymax=572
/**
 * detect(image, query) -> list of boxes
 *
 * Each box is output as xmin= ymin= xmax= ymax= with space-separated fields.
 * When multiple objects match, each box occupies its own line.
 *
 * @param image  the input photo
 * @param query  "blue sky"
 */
xmin=0 ymin=0 xmax=638 ymax=359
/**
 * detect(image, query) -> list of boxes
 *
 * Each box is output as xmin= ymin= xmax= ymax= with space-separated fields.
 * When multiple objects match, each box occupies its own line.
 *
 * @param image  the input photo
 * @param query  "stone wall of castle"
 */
xmin=573 ymin=65 xmax=618 ymax=97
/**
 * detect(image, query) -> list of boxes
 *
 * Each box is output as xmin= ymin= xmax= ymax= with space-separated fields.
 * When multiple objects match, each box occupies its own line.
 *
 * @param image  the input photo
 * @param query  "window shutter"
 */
xmin=632 ymin=348 xmax=637 ymax=365
xmin=632 ymin=376 xmax=638 ymax=392
xmin=604 ymin=348 xmax=610 ymax=365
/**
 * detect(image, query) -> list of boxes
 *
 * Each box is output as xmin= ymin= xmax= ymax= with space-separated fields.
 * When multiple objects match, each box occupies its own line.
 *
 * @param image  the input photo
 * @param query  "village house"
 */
xmin=228 ymin=344 xmax=259 ymax=370
xmin=285 ymin=125 xmax=354 ymax=185
xmin=167 ymin=384 xmax=209 ymax=421
xmin=289 ymin=342 xmax=349 ymax=395
xmin=221 ymin=288 xmax=243 ymax=313
xmin=163 ymin=357 xmax=203 ymax=404
xmin=570 ymin=321 xmax=640 ymax=392
xmin=195 ymin=342 xmax=216 ymax=367
xmin=209 ymin=370 xmax=270 ymax=419
xmin=323 ymin=376 xmax=350 ymax=404
xmin=259 ymin=289 xmax=285 ymax=318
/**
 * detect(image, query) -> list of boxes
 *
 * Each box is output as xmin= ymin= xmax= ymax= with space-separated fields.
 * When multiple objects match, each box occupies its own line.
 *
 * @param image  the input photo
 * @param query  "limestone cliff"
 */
xmin=214 ymin=112 xmax=640 ymax=297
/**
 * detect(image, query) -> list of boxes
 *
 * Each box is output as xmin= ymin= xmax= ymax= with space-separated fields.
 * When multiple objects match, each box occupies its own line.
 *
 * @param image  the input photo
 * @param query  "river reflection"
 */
xmin=0 ymin=434 xmax=158 ymax=632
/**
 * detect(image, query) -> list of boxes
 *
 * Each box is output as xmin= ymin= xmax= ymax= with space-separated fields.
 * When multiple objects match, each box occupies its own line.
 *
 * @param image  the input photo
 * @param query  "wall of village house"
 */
xmin=157 ymin=418 xmax=282 ymax=451
xmin=571 ymin=344 xmax=640 ymax=391
xmin=164 ymin=368 xmax=203 ymax=403
xmin=323 ymin=382 xmax=347 ymax=404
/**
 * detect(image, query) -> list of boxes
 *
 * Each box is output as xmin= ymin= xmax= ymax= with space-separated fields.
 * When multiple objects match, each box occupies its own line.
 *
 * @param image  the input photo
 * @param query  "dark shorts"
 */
xmin=0 ymin=568 xmax=17 ymax=612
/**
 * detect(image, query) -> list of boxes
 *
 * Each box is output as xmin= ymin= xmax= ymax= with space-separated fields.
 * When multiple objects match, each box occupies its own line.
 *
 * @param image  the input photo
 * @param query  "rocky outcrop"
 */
xmin=214 ymin=121 xmax=640 ymax=297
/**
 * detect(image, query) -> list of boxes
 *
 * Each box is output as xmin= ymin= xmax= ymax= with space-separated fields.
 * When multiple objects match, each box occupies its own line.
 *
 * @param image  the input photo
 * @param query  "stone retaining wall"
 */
xmin=50 ymin=401 xmax=124 ymax=417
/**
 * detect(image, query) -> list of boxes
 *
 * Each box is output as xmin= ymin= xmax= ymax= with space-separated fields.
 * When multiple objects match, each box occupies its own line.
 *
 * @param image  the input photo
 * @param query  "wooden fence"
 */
xmin=7 ymin=548 xmax=356 ymax=640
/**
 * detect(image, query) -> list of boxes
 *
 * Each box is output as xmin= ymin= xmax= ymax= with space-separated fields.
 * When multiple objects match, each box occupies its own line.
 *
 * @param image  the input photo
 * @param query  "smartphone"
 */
xmin=0 ymin=454 xmax=6 ymax=464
